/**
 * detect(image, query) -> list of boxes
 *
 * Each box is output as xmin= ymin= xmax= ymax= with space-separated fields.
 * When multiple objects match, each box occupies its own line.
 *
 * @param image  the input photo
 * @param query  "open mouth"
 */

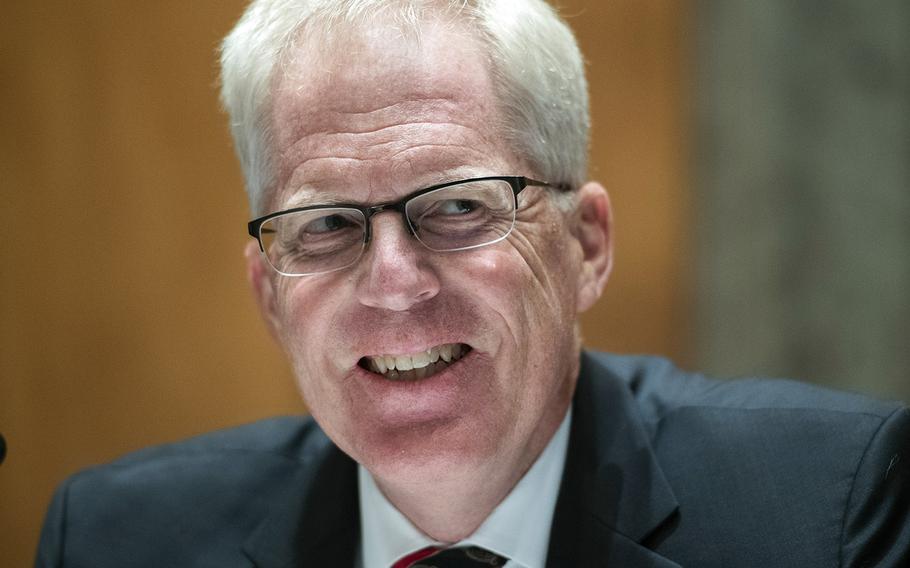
xmin=358 ymin=343 xmax=472 ymax=381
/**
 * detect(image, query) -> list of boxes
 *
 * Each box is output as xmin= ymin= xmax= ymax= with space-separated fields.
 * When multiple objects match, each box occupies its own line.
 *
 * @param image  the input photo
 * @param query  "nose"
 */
xmin=355 ymin=213 xmax=440 ymax=311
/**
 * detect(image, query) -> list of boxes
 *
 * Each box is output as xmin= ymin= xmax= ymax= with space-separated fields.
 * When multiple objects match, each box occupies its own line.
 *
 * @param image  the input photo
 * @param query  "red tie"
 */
xmin=392 ymin=546 xmax=442 ymax=568
xmin=392 ymin=545 xmax=508 ymax=567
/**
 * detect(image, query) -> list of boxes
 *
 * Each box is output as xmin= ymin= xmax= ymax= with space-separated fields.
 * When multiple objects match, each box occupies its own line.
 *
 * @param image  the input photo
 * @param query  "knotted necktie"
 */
xmin=393 ymin=545 xmax=509 ymax=568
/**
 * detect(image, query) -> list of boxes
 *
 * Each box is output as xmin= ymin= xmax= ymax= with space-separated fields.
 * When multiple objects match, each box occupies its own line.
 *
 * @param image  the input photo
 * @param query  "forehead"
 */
xmin=269 ymin=19 xmax=512 ymax=208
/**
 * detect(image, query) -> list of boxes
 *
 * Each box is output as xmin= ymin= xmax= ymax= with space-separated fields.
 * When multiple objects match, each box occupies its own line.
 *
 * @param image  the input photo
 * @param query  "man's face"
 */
xmin=249 ymin=22 xmax=608 ymax=485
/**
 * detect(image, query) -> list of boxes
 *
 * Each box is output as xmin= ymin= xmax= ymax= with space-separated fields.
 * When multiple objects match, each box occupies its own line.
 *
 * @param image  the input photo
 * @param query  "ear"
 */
xmin=245 ymin=240 xmax=283 ymax=341
xmin=571 ymin=182 xmax=613 ymax=313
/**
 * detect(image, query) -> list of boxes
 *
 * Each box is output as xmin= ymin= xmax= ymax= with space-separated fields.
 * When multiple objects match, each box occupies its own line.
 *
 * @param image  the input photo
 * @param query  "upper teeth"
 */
xmin=367 ymin=343 xmax=463 ymax=373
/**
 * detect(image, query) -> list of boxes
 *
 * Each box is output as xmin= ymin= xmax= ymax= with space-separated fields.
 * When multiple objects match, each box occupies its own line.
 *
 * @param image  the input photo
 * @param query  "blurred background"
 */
xmin=1 ymin=1 xmax=907 ymax=564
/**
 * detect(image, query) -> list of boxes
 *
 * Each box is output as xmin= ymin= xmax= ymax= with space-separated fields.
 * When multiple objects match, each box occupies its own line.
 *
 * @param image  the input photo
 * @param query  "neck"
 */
xmin=377 ymin=468 xmax=517 ymax=542
xmin=370 ymin=407 xmax=569 ymax=543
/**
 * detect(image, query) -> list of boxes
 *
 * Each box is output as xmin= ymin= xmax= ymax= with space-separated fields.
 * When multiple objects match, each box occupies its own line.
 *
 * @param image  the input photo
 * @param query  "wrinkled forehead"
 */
xmin=272 ymin=16 xmax=495 ymax=138
xmin=268 ymin=17 xmax=509 ymax=208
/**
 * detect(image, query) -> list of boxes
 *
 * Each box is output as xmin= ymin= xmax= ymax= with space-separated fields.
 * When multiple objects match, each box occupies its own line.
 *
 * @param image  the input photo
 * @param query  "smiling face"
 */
xmin=248 ymin=20 xmax=609 ymax=487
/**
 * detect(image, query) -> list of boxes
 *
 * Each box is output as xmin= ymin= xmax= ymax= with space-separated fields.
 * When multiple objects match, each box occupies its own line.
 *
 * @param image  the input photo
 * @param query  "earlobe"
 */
xmin=245 ymin=241 xmax=282 ymax=341
xmin=572 ymin=182 xmax=613 ymax=313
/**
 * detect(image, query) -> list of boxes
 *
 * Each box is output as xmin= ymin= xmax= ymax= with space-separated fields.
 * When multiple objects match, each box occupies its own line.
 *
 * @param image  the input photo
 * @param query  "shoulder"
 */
xmin=586 ymin=350 xmax=904 ymax=426
xmin=36 ymin=416 xmax=337 ymax=566
xmin=585 ymin=351 xmax=907 ymax=475
xmin=583 ymin=351 xmax=910 ymax=565
xmin=64 ymin=415 xmax=330 ymax=495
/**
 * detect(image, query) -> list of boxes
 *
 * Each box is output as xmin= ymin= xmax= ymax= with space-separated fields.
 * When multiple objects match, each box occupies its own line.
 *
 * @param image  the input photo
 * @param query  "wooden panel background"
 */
xmin=0 ymin=2 xmax=688 ymax=564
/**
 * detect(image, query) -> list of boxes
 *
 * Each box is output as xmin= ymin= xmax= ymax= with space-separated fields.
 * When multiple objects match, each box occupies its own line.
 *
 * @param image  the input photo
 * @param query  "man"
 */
xmin=36 ymin=1 xmax=908 ymax=566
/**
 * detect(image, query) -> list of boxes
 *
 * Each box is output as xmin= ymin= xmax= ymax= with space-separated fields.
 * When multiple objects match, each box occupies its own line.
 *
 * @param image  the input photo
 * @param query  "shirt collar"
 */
xmin=358 ymin=407 xmax=572 ymax=568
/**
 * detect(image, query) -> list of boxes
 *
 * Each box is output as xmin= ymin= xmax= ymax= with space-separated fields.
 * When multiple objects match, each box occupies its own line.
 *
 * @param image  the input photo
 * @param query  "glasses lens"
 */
xmin=405 ymin=179 xmax=516 ymax=251
xmin=259 ymin=208 xmax=366 ymax=276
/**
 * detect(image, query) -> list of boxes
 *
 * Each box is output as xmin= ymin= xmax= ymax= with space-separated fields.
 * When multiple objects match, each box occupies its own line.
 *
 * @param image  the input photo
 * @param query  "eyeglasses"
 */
xmin=247 ymin=176 xmax=567 ymax=277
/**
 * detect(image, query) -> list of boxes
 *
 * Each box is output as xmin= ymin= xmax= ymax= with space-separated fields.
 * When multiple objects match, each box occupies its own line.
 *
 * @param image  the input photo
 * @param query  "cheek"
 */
xmin=455 ymin=249 xmax=516 ymax=288
xmin=454 ymin=249 xmax=531 ymax=314
xmin=272 ymin=277 xmax=341 ymax=366
xmin=272 ymin=280 xmax=353 ymax=417
xmin=454 ymin=243 xmax=573 ymax=345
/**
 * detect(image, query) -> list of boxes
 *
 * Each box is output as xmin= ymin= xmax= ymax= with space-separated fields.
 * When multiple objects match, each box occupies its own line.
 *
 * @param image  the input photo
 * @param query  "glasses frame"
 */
xmin=247 ymin=175 xmax=568 ymax=276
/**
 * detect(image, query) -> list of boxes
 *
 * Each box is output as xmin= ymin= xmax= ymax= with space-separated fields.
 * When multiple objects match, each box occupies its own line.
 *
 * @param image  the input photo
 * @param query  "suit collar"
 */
xmin=546 ymin=351 xmax=681 ymax=567
xmin=242 ymin=434 xmax=359 ymax=568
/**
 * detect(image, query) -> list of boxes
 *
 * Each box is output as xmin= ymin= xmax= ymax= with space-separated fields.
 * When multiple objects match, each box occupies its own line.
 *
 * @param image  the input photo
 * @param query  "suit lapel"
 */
xmin=241 ymin=433 xmax=360 ymax=568
xmin=546 ymin=352 xmax=681 ymax=568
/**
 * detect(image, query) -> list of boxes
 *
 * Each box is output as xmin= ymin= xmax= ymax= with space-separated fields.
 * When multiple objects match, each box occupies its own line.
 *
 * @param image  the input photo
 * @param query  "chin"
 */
xmin=345 ymin=412 xmax=504 ymax=482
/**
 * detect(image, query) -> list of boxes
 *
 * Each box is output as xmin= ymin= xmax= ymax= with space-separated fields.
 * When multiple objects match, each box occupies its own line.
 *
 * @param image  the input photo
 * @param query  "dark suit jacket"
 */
xmin=36 ymin=352 xmax=910 ymax=567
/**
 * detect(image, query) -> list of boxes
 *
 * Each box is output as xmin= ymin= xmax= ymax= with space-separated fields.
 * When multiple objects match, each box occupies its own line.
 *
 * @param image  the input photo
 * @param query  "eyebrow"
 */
xmin=281 ymin=190 xmax=347 ymax=209
xmin=279 ymin=166 xmax=495 ymax=210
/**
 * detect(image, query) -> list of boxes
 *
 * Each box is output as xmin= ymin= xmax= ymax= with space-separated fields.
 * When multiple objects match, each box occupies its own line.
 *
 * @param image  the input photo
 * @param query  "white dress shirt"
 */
xmin=358 ymin=408 xmax=572 ymax=568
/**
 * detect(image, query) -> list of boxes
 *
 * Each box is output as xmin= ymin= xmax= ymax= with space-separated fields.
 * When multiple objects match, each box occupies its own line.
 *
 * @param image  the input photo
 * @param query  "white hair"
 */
xmin=220 ymin=0 xmax=589 ymax=215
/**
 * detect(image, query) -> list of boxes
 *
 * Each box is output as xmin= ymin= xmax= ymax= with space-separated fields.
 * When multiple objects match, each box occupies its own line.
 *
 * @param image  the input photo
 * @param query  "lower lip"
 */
xmin=352 ymin=350 xmax=476 ymax=419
